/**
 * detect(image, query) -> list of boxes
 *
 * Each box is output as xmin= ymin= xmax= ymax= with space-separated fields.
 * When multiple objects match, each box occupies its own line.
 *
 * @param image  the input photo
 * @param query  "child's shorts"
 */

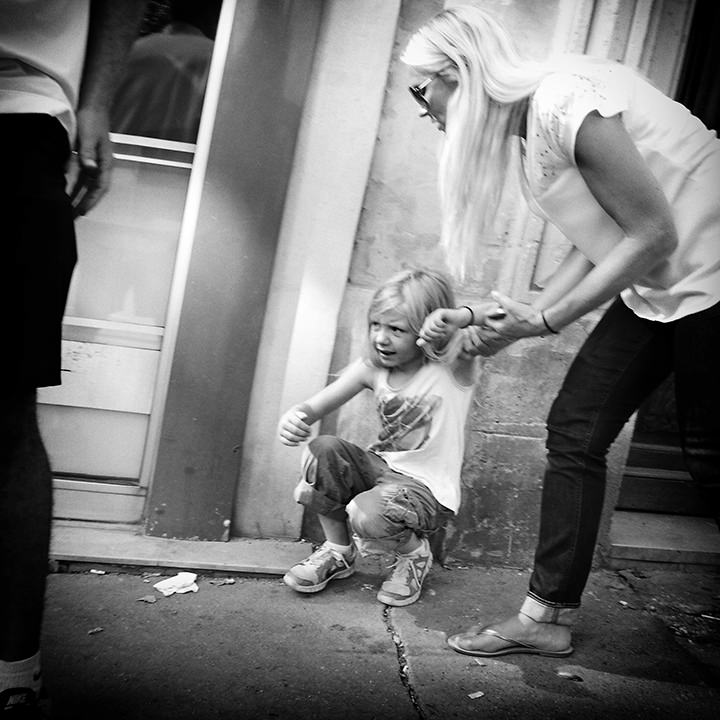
xmin=294 ymin=434 xmax=452 ymax=553
xmin=2 ymin=114 xmax=77 ymax=391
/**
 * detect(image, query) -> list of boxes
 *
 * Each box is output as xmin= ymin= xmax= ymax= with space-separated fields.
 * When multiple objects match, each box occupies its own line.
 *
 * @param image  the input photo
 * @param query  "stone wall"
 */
xmin=306 ymin=0 xmax=601 ymax=566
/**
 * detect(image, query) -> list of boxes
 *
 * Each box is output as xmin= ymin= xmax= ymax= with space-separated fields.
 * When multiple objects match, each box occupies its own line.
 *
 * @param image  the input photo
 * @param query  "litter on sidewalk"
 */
xmin=557 ymin=670 xmax=583 ymax=682
xmin=153 ymin=572 xmax=199 ymax=597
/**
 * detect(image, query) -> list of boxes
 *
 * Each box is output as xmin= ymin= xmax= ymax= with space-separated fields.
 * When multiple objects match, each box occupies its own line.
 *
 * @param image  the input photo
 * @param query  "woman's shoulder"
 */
xmin=534 ymin=59 xmax=627 ymax=105
xmin=531 ymin=57 xmax=633 ymax=157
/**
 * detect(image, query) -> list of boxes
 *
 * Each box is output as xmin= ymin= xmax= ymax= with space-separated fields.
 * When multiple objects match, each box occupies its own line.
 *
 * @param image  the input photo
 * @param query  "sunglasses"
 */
xmin=408 ymin=76 xmax=434 ymax=112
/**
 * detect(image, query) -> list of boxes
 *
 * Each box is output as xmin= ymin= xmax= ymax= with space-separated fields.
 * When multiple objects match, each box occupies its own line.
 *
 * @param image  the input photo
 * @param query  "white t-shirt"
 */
xmin=369 ymin=362 xmax=475 ymax=514
xmin=0 ymin=0 xmax=90 ymax=140
xmin=522 ymin=57 xmax=720 ymax=322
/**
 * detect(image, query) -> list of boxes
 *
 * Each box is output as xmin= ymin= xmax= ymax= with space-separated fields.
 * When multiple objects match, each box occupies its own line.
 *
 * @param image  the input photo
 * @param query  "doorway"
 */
xmin=38 ymin=1 xmax=223 ymax=523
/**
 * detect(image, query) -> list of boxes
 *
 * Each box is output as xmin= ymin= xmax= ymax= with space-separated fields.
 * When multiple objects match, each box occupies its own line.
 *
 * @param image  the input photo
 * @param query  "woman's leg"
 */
xmin=674 ymin=300 xmax=720 ymax=525
xmin=449 ymin=299 xmax=673 ymax=655
xmin=528 ymin=300 xmax=673 ymax=615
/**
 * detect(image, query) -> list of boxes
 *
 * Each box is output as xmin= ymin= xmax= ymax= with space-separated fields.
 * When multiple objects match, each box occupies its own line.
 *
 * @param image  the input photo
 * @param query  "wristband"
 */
xmin=459 ymin=305 xmax=474 ymax=328
xmin=541 ymin=310 xmax=559 ymax=335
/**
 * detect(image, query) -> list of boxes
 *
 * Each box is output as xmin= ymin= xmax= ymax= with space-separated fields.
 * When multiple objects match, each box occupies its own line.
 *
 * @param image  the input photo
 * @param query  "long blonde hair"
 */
xmin=402 ymin=5 xmax=547 ymax=280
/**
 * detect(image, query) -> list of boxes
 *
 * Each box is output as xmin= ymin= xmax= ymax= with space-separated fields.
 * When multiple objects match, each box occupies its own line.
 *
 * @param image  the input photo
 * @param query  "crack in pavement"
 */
xmin=383 ymin=606 xmax=428 ymax=720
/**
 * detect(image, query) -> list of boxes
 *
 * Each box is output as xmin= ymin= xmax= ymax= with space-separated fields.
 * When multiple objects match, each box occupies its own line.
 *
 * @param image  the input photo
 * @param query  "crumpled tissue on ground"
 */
xmin=153 ymin=571 xmax=199 ymax=597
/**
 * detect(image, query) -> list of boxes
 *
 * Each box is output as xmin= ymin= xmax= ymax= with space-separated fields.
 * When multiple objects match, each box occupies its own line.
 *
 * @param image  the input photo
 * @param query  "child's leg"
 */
xmin=291 ymin=435 xmax=383 ymax=519
xmin=346 ymin=473 xmax=445 ymax=554
xmin=317 ymin=513 xmax=351 ymax=546
xmin=346 ymin=474 xmax=446 ymax=606
xmin=395 ymin=533 xmax=423 ymax=554
xmin=284 ymin=436 xmax=386 ymax=594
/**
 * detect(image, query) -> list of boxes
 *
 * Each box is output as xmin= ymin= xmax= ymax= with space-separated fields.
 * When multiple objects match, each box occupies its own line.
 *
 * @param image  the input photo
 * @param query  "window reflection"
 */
xmin=111 ymin=0 xmax=222 ymax=143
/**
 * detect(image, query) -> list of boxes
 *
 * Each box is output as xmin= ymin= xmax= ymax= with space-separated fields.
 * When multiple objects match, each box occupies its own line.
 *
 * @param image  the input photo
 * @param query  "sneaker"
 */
xmin=0 ymin=688 xmax=50 ymax=718
xmin=283 ymin=542 xmax=356 ymax=593
xmin=376 ymin=537 xmax=433 ymax=607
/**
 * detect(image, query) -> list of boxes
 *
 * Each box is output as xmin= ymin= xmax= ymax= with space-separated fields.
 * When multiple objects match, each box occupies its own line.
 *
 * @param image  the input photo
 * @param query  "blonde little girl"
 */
xmin=278 ymin=268 xmax=496 ymax=606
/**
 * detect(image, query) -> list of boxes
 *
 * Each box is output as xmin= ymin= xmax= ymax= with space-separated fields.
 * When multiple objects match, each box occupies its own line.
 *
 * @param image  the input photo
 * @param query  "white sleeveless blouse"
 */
xmin=522 ymin=58 xmax=720 ymax=322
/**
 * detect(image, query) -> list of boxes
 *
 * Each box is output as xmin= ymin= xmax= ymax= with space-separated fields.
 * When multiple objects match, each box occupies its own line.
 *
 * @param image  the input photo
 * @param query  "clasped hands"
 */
xmin=418 ymin=291 xmax=546 ymax=357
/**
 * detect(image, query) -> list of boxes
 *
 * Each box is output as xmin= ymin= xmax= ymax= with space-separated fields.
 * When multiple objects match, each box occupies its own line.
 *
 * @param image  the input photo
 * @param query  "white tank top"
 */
xmin=369 ymin=362 xmax=474 ymax=513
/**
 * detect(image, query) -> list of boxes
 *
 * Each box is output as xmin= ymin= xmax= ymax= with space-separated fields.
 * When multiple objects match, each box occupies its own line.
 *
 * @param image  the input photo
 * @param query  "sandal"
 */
xmin=447 ymin=626 xmax=574 ymax=658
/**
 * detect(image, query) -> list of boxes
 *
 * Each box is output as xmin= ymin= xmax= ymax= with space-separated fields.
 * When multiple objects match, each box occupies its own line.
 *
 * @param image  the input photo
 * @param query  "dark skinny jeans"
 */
xmin=529 ymin=298 xmax=720 ymax=613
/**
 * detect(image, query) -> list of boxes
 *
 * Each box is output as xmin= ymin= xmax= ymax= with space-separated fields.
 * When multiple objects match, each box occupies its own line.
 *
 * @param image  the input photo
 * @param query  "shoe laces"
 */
xmin=303 ymin=544 xmax=347 ymax=569
xmin=387 ymin=554 xmax=418 ymax=585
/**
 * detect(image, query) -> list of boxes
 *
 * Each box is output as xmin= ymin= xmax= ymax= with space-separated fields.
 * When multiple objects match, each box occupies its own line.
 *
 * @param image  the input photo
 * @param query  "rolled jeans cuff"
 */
xmin=352 ymin=531 xmax=414 ymax=556
xmin=521 ymin=594 xmax=578 ymax=626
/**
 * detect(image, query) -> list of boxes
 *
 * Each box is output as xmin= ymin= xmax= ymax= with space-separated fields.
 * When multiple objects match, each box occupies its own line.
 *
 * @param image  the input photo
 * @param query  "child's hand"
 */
xmin=277 ymin=406 xmax=313 ymax=446
xmin=418 ymin=308 xmax=465 ymax=348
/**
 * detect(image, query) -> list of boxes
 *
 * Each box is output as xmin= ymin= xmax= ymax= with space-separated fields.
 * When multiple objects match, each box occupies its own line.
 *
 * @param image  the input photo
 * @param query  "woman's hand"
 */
xmin=488 ymin=291 xmax=546 ymax=336
xmin=277 ymin=406 xmax=313 ymax=446
xmin=460 ymin=326 xmax=497 ymax=356
xmin=471 ymin=291 xmax=546 ymax=356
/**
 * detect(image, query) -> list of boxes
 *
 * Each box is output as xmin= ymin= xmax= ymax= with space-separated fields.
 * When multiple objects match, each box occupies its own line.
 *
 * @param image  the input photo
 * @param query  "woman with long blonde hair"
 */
xmin=405 ymin=5 xmax=720 ymax=657
xmin=403 ymin=5 xmax=545 ymax=280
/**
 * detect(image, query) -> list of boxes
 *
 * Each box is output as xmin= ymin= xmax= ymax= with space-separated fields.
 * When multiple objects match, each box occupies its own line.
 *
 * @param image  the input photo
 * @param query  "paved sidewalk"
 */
xmin=41 ymin=557 xmax=720 ymax=719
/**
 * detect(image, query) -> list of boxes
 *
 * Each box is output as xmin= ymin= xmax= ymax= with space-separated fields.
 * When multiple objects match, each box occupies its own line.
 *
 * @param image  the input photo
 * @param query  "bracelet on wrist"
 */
xmin=541 ymin=310 xmax=559 ymax=335
xmin=459 ymin=305 xmax=474 ymax=328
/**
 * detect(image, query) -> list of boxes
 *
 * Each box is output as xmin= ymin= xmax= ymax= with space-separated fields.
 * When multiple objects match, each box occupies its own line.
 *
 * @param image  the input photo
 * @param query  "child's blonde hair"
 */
xmin=401 ymin=5 xmax=547 ymax=280
xmin=367 ymin=268 xmax=457 ymax=364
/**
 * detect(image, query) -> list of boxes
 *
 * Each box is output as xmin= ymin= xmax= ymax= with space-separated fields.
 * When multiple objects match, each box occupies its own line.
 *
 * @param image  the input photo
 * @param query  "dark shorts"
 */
xmin=1 ymin=114 xmax=77 ymax=390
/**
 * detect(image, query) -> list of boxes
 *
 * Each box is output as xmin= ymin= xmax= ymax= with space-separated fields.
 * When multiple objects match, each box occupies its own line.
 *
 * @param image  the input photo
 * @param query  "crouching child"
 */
xmin=278 ymin=268 xmax=486 ymax=606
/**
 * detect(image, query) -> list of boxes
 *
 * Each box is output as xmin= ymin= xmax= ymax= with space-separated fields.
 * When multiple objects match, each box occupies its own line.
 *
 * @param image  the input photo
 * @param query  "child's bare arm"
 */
xmin=452 ymin=338 xmax=479 ymax=386
xmin=277 ymin=358 xmax=374 ymax=446
xmin=418 ymin=302 xmax=505 ymax=349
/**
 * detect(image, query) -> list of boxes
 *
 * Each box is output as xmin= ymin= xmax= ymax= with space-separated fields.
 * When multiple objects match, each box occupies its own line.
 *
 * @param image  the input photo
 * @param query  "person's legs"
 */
xmin=0 ymin=393 xmax=52 ymax=704
xmin=526 ymin=307 xmax=673 ymax=614
xmin=449 ymin=299 xmax=673 ymax=656
xmin=674 ymin=300 xmax=720 ymax=526
xmin=284 ymin=436 xmax=386 ymax=593
xmin=0 ymin=115 xmax=76 ymax=709
xmin=347 ymin=474 xmax=447 ymax=605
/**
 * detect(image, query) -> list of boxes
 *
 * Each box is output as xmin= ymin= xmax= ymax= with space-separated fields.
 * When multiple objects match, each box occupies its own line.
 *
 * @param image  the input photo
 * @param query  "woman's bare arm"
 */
xmin=481 ymin=111 xmax=678 ymax=349
xmin=541 ymin=111 xmax=677 ymax=330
